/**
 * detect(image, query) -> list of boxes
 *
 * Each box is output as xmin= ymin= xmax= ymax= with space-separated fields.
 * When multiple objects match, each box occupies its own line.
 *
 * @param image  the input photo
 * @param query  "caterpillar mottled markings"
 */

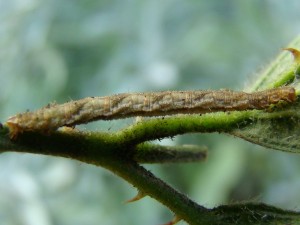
xmin=5 ymin=86 xmax=296 ymax=139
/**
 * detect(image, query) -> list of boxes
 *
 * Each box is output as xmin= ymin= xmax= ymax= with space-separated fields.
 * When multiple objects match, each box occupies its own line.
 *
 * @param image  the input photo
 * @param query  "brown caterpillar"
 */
xmin=5 ymin=86 xmax=296 ymax=138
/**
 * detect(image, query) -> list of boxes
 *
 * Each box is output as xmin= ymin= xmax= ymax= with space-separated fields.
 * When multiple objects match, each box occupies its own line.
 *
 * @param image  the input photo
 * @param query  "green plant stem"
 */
xmin=134 ymin=143 xmax=207 ymax=163
xmin=104 ymin=159 xmax=210 ymax=225
xmin=0 ymin=104 xmax=296 ymax=224
xmin=0 ymin=127 xmax=211 ymax=224
xmin=1 ymin=118 xmax=300 ymax=225
xmin=2 ymin=36 xmax=300 ymax=225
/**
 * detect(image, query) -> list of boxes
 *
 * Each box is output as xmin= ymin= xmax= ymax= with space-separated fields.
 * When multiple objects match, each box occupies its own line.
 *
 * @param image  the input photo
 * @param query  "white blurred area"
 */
xmin=1 ymin=1 xmax=300 ymax=225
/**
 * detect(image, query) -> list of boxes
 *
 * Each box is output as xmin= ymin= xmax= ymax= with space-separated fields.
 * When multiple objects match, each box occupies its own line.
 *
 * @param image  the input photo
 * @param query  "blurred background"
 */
xmin=1 ymin=1 xmax=300 ymax=225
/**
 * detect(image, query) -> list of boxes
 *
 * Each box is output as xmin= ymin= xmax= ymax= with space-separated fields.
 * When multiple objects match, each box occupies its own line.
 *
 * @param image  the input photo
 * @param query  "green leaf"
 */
xmin=249 ymin=35 xmax=300 ymax=91
xmin=231 ymin=104 xmax=300 ymax=152
xmin=209 ymin=202 xmax=300 ymax=225
xmin=231 ymin=35 xmax=300 ymax=152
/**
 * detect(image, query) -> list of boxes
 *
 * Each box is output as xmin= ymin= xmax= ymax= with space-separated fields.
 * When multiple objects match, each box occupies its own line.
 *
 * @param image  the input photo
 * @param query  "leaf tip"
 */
xmin=283 ymin=47 xmax=300 ymax=63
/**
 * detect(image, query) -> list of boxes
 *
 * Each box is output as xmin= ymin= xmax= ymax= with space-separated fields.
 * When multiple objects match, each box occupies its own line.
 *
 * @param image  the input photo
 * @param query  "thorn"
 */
xmin=161 ymin=215 xmax=182 ymax=225
xmin=283 ymin=48 xmax=300 ymax=63
xmin=125 ymin=191 xmax=146 ymax=203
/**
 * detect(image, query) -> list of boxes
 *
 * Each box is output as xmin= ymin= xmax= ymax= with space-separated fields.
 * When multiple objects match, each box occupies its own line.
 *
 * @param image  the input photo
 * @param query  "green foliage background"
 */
xmin=1 ymin=1 xmax=300 ymax=224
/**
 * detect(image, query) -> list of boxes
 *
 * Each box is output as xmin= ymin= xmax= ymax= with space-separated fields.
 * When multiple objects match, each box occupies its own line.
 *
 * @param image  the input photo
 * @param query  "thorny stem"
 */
xmin=0 ymin=125 xmax=214 ymax=225
xmin=2 ymin=41 xmax=300 ymax=224
xmin=1 ymin=102 xmax=300 ymax=224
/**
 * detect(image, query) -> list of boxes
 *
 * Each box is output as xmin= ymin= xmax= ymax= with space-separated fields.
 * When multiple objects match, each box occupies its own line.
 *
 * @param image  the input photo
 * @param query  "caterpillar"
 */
xmin=5 ymin=86 xmax=296 ymax=139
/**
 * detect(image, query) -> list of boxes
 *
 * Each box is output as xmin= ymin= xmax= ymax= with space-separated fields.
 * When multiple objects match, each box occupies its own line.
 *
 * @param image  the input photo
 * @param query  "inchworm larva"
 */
xmin=5 ymin=86 xmax=297 ymax=138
